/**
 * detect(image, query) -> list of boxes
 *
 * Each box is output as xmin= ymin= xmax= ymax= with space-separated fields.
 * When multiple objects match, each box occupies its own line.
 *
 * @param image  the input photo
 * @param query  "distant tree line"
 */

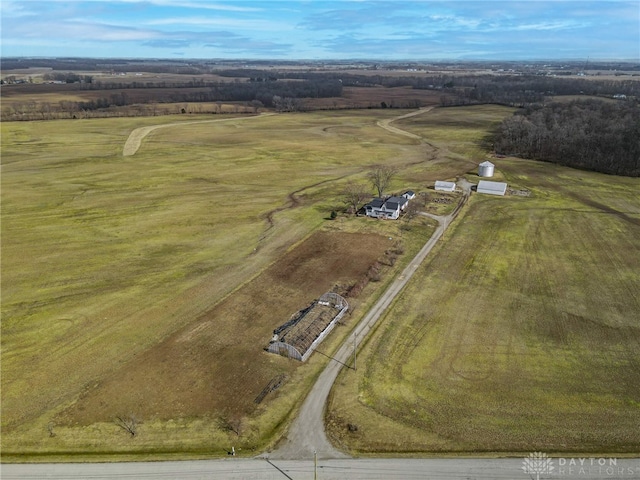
xmin=0 ymin=58 xmax=214 ymax=75
xmin=72 ymin=79 xmax=341 ymax=111
xmin=492 ymin=99 xmax=640 ymax=177
xmin=3 ymin=59 xmax=639 ymax=121
xmin=218 ymin=69 xmax=640 ymax=107
xmin=43 ymin=72 xmax=94 ymax=83
xmin=440 ymin=75 xmax=640 ymax=107
xmin=2 ymin=78 xmax=343 ymax=119
xmin=165 ymin=80 xmax=343 ymax=107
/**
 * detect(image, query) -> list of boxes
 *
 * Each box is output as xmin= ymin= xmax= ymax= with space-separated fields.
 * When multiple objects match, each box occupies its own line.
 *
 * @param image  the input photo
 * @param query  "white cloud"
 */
xmin=143 ymin=0 xmax=263 ymax=12
xmin=145 ymin=16 xmax=290 ymax=32
xmin=1 ymin=0 xmax=637 ymax=60
xmin=0 ymin=1 xmax=31 ymax=17
xmin=511 ymin=20 xmax=585 ymax=31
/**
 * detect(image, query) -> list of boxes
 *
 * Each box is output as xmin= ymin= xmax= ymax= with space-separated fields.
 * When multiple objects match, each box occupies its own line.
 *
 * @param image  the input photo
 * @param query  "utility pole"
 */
xmin=314 ymin=450 xmax=317 ymax=480
xmin=353 ymin=331 xmax=357 ymax=371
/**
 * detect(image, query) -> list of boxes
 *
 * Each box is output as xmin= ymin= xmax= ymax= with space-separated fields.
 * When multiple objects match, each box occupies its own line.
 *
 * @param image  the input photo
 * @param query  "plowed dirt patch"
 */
xmin=60 ymin=231 xmax=392 ymax=424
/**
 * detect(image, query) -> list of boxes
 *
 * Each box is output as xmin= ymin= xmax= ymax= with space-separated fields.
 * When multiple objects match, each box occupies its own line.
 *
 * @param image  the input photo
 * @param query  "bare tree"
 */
xmin=115 ymin=414 xmax=138 ymax=437
xmin=368 ymin=166 xmax=397 ymax=198
xmin=342 ymin=181 xmax=370 ymax=214
xmin=403 ymin=201 xmax=420 ymax=221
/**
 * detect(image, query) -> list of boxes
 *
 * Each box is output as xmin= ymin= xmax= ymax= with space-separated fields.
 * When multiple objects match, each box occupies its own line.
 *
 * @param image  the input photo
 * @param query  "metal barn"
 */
xmin=477 ymin=180 xmax=507 ymax=196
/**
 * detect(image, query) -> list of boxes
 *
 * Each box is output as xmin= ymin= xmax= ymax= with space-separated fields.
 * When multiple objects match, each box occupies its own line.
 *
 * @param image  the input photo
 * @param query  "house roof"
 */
xmin=367 ymin=198 xmax=385 ymax=208
xmin=388 ymin=196 xmax=408 ymax=205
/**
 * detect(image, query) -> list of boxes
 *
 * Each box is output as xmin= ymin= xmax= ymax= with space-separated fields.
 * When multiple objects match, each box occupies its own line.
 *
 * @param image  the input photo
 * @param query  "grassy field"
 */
xmin=1 ymin=109 xmax=441 ymax=460
xmin=327 ymin=154 xmax=640 ymax=454
xmin=8 ymin=103 xmax=635 ymax=460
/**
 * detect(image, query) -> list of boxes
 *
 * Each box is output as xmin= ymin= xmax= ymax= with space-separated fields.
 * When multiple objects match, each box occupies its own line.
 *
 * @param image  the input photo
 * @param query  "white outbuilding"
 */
xmin=478 ymin=161 xmax=495 ymax=177
xmin=434 ymin=181 xmax=456 ymax=192
xmin=477 ymin=180 xmax=507 ymax=196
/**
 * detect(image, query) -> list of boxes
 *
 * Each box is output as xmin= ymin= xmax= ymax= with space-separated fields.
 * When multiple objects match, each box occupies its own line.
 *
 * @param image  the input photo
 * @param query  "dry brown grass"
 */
xmin=57 ymin=231 xmax=393 ymax=425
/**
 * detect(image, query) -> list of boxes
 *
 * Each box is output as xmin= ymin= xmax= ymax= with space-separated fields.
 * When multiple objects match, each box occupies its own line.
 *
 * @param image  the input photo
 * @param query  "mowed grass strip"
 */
xmin=327 ymin=158 xmax=640 ymax=454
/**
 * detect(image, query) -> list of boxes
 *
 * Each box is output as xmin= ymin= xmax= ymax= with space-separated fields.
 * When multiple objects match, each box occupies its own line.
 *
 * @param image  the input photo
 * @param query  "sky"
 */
xmin=1 ymin=0 xmax=639 ymax=61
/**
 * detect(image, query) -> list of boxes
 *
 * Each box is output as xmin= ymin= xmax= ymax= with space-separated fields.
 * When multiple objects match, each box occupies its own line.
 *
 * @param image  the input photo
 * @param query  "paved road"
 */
xmin=5 ymin=457 xmax=639 ymax=479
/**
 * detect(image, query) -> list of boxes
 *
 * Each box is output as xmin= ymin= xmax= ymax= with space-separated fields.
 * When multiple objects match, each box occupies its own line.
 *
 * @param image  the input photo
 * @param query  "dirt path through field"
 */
xmin=376 ymin=106 xmax=434 ymax=140
xmin=122 ymin=113 xmax=276 ymax=156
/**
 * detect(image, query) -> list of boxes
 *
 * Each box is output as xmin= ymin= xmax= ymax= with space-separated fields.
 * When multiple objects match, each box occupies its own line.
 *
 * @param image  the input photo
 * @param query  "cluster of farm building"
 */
xmin=363 ymin=160 xmax=507 ymax=220
xmin=267 ymin=161 xmax=509 ymax=363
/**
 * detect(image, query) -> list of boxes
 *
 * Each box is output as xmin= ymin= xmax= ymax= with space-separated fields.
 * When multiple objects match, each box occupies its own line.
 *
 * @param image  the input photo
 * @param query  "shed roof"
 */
xmin=477 ymin=180 xmax=507 ymax=196
xmin=435 ymin=181 xmax=456 ymax=191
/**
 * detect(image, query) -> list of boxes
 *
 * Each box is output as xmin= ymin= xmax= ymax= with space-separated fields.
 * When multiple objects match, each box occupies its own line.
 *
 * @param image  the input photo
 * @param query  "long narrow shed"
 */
xmin=266 ymin=292 xmax=349 ymax=361
xmin=435 ymin=181 xmax=456 ymax=192
xmin=477 ymin=180 xmax=507 ymax=196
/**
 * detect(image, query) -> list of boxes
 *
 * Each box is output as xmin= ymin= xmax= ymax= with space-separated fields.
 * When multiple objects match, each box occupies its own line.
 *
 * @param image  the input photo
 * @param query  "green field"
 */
xmin=4 ymin=104 xmax=638 ymax=460
xmin=327 ymin=155 xmax=640 ymax=454
xmin=1 ymin=110 xmax=441 ymax=459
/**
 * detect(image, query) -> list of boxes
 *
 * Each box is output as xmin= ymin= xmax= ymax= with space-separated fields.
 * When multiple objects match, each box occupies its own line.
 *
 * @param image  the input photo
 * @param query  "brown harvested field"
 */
xmin=0 ymin=81 xmax=444 ymax=113
xmin=58 ymin=230 xmax=393 ymax=426
xmin=343 ymin=86 xmax=443 ymax=106
xmin=0 ymin=83 xmax=217 ymax=106
xmin=305 ymin=86 xmax=445 ymax=109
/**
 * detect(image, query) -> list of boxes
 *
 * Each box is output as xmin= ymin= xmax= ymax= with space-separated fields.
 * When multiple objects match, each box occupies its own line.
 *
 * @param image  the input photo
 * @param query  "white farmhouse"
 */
xmin=364 ymin=195 xmax=409 ymax=219
xmin=402 ymin=190 xmax=416 ymax=200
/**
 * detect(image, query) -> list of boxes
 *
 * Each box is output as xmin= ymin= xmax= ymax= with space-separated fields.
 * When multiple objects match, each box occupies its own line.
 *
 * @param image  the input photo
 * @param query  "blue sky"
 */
xmin=1 ymin=1 xmax=638 ymax=60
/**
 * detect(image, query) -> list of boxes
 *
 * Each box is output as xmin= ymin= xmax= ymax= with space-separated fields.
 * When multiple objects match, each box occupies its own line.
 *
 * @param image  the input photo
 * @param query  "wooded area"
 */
xmin=3 ymin=59 xmax=640 ymax=180
xmin=492 ymin=100 xmax=640 ymax=177
xmin=4 ymin=57 xmax=640 ymax=121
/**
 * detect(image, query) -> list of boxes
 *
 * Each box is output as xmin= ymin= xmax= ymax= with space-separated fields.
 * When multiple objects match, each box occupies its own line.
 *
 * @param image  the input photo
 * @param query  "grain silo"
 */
xmin=478 ymin=161 xmax=495 ymax=177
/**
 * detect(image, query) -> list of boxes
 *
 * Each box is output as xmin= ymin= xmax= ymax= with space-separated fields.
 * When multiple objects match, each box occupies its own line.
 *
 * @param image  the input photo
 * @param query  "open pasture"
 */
xmin=1 ymin=109 xmax=443 ymax=458
xmin=327 ymin=157 xmax=640 ymax=454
